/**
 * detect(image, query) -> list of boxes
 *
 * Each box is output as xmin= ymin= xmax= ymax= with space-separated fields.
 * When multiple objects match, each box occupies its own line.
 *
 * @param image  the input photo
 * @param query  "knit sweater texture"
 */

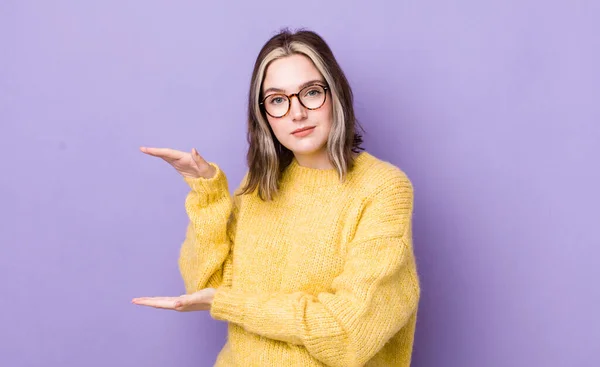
xmin=178 ymin=152 xmax=420 ymax=367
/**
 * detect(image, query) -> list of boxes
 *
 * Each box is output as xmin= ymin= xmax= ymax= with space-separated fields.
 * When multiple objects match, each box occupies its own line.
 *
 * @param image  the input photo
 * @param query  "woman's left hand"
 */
xmin=131 ymin=288 xmax=216 ymax=312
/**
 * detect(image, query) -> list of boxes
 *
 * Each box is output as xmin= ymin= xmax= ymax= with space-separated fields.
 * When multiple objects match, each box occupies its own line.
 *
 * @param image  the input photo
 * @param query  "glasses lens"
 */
xmin=264 ymin=94 xmax=289 ymax=117
xmin=262 ymin=85 xmax=327 ymax=117
xmin=299 ymin=85 xmax=326 ymax=109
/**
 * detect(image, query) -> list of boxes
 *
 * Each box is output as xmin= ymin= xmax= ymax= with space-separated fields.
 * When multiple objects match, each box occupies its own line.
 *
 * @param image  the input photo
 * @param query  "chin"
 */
xmin=276 ymin=129 xmax=330 ymax=156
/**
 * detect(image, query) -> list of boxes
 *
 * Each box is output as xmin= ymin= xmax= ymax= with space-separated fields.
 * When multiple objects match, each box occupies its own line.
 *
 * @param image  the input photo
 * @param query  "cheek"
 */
xmin=266 ymin=118 xmax=287 ymax=140
xmin=317 ymin=102 xmax=333 ymax=130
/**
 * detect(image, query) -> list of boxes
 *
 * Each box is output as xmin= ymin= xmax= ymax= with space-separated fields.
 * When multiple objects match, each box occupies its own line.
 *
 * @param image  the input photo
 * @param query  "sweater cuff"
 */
xmin=183 ymin=163 xmax=229 ymax=204
xmin=210 ymin=287 xmax=246 ymax=324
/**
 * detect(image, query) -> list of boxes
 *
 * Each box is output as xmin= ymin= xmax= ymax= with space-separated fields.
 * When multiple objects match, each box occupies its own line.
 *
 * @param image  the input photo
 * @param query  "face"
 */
xmin=261 ymin=54 xmax=333 ymax=163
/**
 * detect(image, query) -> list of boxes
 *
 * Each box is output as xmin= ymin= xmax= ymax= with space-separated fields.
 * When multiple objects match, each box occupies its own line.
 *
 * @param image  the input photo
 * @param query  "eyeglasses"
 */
xmin=260 ymin=84 xmax=329 ymax=118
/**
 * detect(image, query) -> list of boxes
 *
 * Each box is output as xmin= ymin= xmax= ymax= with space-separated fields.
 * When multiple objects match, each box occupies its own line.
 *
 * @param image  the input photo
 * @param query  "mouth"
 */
xmin=292 ymin=126 xmax=316 ymax=134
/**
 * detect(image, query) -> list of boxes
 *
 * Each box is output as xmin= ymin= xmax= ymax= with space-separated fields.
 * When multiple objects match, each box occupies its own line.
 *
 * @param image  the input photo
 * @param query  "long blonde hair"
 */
xmin=241 ymin=29 xmax=364 ymax=200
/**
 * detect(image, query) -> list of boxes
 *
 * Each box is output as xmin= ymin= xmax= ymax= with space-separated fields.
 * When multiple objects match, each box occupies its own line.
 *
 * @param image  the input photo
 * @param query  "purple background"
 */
xmin=1 ymin=1 xmax=599 ymax=366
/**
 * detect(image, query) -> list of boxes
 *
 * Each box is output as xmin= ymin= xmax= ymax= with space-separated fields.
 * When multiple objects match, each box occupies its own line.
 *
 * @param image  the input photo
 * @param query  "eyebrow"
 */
xmin=263 ymin=79 xmax=326 ymax=96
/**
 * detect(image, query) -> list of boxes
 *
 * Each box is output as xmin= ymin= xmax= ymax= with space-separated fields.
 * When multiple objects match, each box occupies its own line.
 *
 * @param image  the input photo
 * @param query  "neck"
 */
xmin=293 ymin=150 xmax=333 ymax=169
xmin=283 ymin=150 xmax=369 ymax=190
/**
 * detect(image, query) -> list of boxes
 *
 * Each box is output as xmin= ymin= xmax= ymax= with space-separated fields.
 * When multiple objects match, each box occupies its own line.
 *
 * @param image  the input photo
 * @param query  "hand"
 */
xmin=131 ymin=288 xmax=216 ymax=312
xmin=140 ymin=146 xmax=216 ymax=179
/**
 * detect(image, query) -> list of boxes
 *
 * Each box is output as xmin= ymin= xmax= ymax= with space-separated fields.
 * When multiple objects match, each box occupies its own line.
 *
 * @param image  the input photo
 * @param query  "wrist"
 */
xmin=201 ymin=165 xmax=217 ymax=179
xmin=183 ymin=163 xmax=228 ymax=205
xmin=182 ymin=165 xmax=216 ymax=180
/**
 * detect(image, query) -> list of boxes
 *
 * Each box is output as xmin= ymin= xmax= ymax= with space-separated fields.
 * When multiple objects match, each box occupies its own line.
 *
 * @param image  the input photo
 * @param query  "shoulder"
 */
xmin=347 ymin=152 xmax=413 ymax=200
xmin=348 ymin=153 xmax=414 ymax=237
xmin=232 ymin=171 xmax=250 ymax=195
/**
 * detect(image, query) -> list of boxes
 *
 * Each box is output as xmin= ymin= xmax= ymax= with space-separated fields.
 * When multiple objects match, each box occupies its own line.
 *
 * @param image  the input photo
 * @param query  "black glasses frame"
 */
xmin=259 ymin=84 xmax=330 ymax=118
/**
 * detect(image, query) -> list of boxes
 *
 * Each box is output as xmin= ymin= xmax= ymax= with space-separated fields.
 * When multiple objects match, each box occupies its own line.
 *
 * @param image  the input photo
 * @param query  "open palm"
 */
xmin=131 ymin=288 xmax=216 ymax=312
xmin=140 ymin=146 xmax=216 ymax=179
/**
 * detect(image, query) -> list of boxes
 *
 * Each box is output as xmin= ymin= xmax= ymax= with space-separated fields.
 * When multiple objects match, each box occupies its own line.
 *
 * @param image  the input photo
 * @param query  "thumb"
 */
xmin=190 ymin=148 xmax=206 ymax=167
xmin=190 ymin=148 xmax=216 ymax=179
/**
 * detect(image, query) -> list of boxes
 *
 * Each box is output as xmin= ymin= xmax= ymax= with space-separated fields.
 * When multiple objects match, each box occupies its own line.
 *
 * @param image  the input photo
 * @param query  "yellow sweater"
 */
xmin=178 ymin=152 xmax=420 ymax=367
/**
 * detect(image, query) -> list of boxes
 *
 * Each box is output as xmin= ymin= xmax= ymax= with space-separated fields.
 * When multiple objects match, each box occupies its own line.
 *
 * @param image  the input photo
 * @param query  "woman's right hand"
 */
xmin=140 ymin=147 xmax=217 ymax=179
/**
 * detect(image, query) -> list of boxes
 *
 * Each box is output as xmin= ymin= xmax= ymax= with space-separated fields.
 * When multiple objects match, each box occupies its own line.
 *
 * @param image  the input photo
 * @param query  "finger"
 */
xmin=132 ymin=296 xmax=174 ymax=302
xmin=191 ymin=148 xmax=208 ymax=167
xmin=132 ymin=298 xmax=179 ymax=309
xmin=140 ymin=147 xmax=184 ymax=160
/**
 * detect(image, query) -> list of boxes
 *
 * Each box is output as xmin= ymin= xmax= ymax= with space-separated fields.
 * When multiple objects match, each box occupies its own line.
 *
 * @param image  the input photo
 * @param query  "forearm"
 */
xmin=179 ymin=163 xmax=234 ymax=292
xmin=178 ymin=223 xmax=231 ymax=292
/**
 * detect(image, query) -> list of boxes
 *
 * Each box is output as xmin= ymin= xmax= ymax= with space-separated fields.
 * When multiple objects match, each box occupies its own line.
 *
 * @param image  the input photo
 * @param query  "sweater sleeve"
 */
xmin=209 ymin=174 xmax=420 ymax=367
xmin=178 ymin=163 xmax=239 ymax=293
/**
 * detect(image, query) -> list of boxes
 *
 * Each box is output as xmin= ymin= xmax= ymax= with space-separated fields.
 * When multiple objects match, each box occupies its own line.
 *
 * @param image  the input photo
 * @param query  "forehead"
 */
xmin=262 ymin=54 xmax=324 ymax=92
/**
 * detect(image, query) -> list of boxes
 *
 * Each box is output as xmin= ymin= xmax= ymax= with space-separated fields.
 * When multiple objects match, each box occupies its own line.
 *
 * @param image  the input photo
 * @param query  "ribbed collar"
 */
xmin=281 ymin=152 xmax=370 ymax=189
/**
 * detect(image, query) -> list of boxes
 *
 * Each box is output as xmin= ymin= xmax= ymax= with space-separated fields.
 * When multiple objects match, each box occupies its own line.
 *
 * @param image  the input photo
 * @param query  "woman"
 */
xmin=133 ymin=29 xmax=420 ymax=367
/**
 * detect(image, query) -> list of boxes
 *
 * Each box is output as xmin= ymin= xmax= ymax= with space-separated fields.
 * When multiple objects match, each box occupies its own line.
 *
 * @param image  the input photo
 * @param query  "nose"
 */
xmin=289 ymin=95 xmax=307 ymax=121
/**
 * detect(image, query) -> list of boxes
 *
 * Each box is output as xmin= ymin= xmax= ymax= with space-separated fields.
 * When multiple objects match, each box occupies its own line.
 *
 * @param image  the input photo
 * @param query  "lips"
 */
xmin=292 ymin=126 xmax=316 ymax=134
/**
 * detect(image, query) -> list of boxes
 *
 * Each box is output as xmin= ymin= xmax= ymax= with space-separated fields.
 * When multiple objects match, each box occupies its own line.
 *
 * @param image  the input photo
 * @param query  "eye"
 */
xmin=303 ymin=87 xmax=323 ymax=97
xmin=267 ymin=95 xmax=286 ymax=105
